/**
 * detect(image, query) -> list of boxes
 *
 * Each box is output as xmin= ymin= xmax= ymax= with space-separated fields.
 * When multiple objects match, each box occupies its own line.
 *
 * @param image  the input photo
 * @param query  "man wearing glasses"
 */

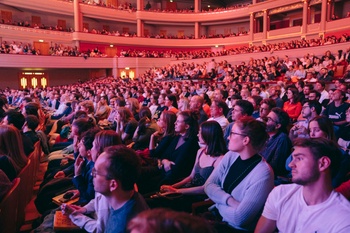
xmin=260 ymin=108 xmax=292 ymax=180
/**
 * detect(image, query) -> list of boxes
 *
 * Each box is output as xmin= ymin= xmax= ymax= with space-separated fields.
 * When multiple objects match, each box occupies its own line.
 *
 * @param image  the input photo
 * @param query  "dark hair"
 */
xmin=115 ymin=97 xmax=126 ymax=107
xmin=161 ymin=111 xmax=177 ymax=137
xmin=316 ymin=81 xmax=326 ymax=88
xmin=202 ymin=93 xmax=211 ymax=106
xmin=308 ymin=116 xmax=336 ymax=142
xmin=309 ymin=90 xmax=321 ymax=99
xmin=4 ymin=110 xmax=25 ymax=130
xmin=260 ymin=98 xmax=276 ymax=110
xmin=212 ymin=100 xmax=229 ymax=117
xmin=235 ymin=116 xmax=269 ymax=151
xmin=166 ymin=94 xmax=178 ymax=109
xmin=293 ymin=138 xmax=341 ymax=178
xmin=81 ymin=127 xmax=100 ymax=151
xmin=128 ymin=208 xmax=215 ymax=233
xmin=72 ymin=118 xmax=96 ymax=139
xmin=25 ymin=115 xmax=39 ymax=131
xmin=288 ymin=87 xmax=300 ymax=103
xmin=270 ymin=107 xmax=290 ymax=133
xmin=104 ymin=145 xmax=141 ymax=191
xmin=24 ymin=103 xmax=39 ymax=118
xmin=178 ymin=110 xmax=199 ymax=140
xmin=305 ymin=100 xmax=322 ymax=115
xmin=235 ymin=99 xmax=254 ymax=116
xmin=200 ymin=121 xmax=227 ymax=157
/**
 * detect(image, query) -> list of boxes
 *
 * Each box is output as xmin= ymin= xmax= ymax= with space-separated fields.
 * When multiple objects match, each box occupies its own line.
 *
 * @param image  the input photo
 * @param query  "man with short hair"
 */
xmin=207 ymin=100 xmax=229 ymax=131
xmin=255 ymin=138 xmax=350 ymax=233
xmin=289 ymin=100 xmax=321 ymax=140
xmin=92 ymin=145 xmax=148 ymax=233
xmin=261 ymin=108 xmax=292 ymax=178
xmin=315 ymin=81 xmax=329 ymax=104
xmin=189 ymin=95 xmax=208 ymax=125
xmin=308 ymin=90 xmax=321 ymax=102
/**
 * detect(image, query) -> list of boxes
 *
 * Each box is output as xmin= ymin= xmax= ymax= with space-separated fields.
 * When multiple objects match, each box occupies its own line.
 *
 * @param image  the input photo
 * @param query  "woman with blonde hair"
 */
xmin=0 ymin=125 xmax=28 ymax=180
xmin=126 ymin=97 xmax=140 ymax=121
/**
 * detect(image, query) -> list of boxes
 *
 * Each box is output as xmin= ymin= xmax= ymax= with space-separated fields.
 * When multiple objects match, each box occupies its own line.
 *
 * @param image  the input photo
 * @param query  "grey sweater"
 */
xmin=205 ymin=151 xmax=274 ymax=231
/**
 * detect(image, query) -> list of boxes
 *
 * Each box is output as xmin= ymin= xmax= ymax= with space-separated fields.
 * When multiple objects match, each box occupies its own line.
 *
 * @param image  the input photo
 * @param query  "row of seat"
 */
xmin=0 ymin=141 xmax=42 ymax=233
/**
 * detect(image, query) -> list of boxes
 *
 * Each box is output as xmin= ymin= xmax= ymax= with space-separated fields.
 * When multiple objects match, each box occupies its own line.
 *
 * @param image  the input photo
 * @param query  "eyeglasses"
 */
xmin=229 ymin=131 xmax=247 ymax=137
xmin=91 ymin=167 xmax=109 ymax=178
xmin=267 ymin=117 xmax=279 ymax=124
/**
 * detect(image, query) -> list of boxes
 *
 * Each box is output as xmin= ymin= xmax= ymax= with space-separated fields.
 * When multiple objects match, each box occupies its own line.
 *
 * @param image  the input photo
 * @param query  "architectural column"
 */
xmin=137 ymin=19 xmax=143 ymax=37
xmin=263 ymin=10 xmax=268 ymax=39
xmin=302 ymin=0 xmax=308 ymax=34
xmin=195 ymin=22 xmax=200 ymax=39
xmin=250 ymin=13 xmax=254 ymax=41
xmin=194 ymin=0 xmax=201 ymax=13
xmin=74 ymin=0 xmax=82 ymax=32
xmin=137 ymin=0 xmax=144 ymax=11
xmin=320 ymin=0 xmax=327 ymax=31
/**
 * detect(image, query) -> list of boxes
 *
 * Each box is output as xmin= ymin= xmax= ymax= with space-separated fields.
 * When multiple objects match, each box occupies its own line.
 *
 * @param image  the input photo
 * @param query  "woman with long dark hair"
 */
xmin=283 ymin=87 xmax=302 ymax=122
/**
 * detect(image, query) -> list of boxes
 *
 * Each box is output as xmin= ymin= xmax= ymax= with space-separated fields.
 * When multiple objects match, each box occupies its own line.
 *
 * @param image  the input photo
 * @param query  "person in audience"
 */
xmin=0 ymin=125 xmax=28 ymax=181
xmin=94 ymin=95 xmax=111 ymax=121
xmin=2 ymin=110 xmax=34 ymax=155
xmin=114 ymin=107 xmax=138 ymax=145
xmin=261 ymin=107 xmax=292 ymax=179
xmin=126 ymin=97 xmax=140 ymax=121
xmin=22 ymin=115 xmax=40 ymax=144
xmin=164 ymin=94 xmax=179 ymax=114
xmin=289 ymin=100 xmax=322 ymax=140
xmin=323 ymin=89 xmax=349 ymax=135
xmin=283 ymin=87 xmax=302 ymax=122
xmin=268 ymin=86 xmax=283 ymax=109
xmin=247 ymin=95 xmax=263 ymax=119
xmin=138 ymin=110 xmax=199 ymax=194
xmin=150 ymin=121 xmax=226 ymax=212
xmin=205 ymin=116 xmax=274 ymax=233
xmin=257 ymin=98 xmax=276 ymax=123
xmin=152 ymin=93 xmax=167 ymax=121
xmin=131 ymin=107 xmax=159 ymax=150
xmin=315 ymin=81 xmax=330 ymax=105
xmin=91 ymin=145 xmax=149 ymax=232
xmin=189 ymin=95 xmax=208 ymax=125
xmin=128 ymin=208 xmax=215 ymax=233
xmin=255 ymin=138 xmax=350 ymax=233
xmin=207 ymin=100 xmax=229 ymax=131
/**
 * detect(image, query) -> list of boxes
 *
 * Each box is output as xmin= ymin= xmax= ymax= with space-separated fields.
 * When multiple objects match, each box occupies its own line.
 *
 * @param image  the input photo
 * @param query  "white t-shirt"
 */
xmin=262 ymin=184 xmax=350 ymax=233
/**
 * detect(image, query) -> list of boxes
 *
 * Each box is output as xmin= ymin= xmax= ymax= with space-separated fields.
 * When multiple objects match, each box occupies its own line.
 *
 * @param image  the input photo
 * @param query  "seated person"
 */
xmin=149 ymin=121 xmax=226 ymax=212
xmin=23 ymin=115 xmax=40 ymax=144
xmin=255 ymin=138 xmax=350 ymax=233
xmin=205 ymin=116 xmax=274 ymax=232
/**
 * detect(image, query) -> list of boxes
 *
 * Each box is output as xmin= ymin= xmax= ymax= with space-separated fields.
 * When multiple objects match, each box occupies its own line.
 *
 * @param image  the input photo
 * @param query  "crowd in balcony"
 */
xmin=1 ymin=43 xmax=350 ymax=232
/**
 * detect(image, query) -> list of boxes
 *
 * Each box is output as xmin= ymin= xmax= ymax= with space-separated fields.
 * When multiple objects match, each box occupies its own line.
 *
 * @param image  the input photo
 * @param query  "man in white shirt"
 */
xmin=315 ymin=81 xmax=329 ymax=105
xmin=255 ymin=138 xmax=350 ymax=233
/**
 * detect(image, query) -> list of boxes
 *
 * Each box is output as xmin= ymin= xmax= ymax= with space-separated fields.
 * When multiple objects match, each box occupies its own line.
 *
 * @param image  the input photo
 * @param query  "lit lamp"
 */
xmin=129 ymin=71 xmax=135 ymax=79
xmin=31 ymin=78 xmax=38 ymax=88
xmin=41 ymin=77 xmax=47 ymax=88
xmin=21 ymin=77 xmax=27 ymax=89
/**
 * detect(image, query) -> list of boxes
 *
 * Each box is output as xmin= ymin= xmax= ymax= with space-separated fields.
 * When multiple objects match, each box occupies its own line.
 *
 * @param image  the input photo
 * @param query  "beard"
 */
xmin=266 ymin=123 xmax=276 ymax=133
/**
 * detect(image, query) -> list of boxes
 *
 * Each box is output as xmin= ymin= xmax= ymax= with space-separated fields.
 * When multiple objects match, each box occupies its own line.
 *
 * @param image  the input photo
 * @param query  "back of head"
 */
xmin=128 ymin=208 xmax=215 ymax=233
xmin=94 ymin=130 xmax=122 ymax=156
xmin=103 ymin=145 xmax=141 ymax=191
xmin=4 ymin=110 xmax=25 ymax=130
xmin=25 ymin=115 xmax=39 ymax=131
xmin=201 ymin=121 xmax=227 ymax=157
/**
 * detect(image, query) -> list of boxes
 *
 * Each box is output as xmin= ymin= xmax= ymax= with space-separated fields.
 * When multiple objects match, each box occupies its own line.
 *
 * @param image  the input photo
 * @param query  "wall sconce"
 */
xmin=41 ymin=77 xmax=47 ymax=88
xmin=129 ymin=71 xmax=135 ymax=79
xmin=121 ymin=71 xmax=126 ymax=77
xmin=21 ymin=77 xmax=27 ymax=89
xmin=31 ymin=78 xmax=38 ymax=88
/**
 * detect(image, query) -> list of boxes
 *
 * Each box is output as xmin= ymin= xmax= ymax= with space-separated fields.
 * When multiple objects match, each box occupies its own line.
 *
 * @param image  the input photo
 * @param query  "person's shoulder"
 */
xmin=270 ymin=183 xmax=302 ymax=199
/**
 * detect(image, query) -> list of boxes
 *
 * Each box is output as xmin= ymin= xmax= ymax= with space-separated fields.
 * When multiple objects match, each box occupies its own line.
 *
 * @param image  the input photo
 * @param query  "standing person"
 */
xmin=205 ymin=116 xmax=274 ymax=233
xmin=255 ymin=138 xmax=350 ymax=233
xmin=91 ymin=145 xmax=149 ymax=233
